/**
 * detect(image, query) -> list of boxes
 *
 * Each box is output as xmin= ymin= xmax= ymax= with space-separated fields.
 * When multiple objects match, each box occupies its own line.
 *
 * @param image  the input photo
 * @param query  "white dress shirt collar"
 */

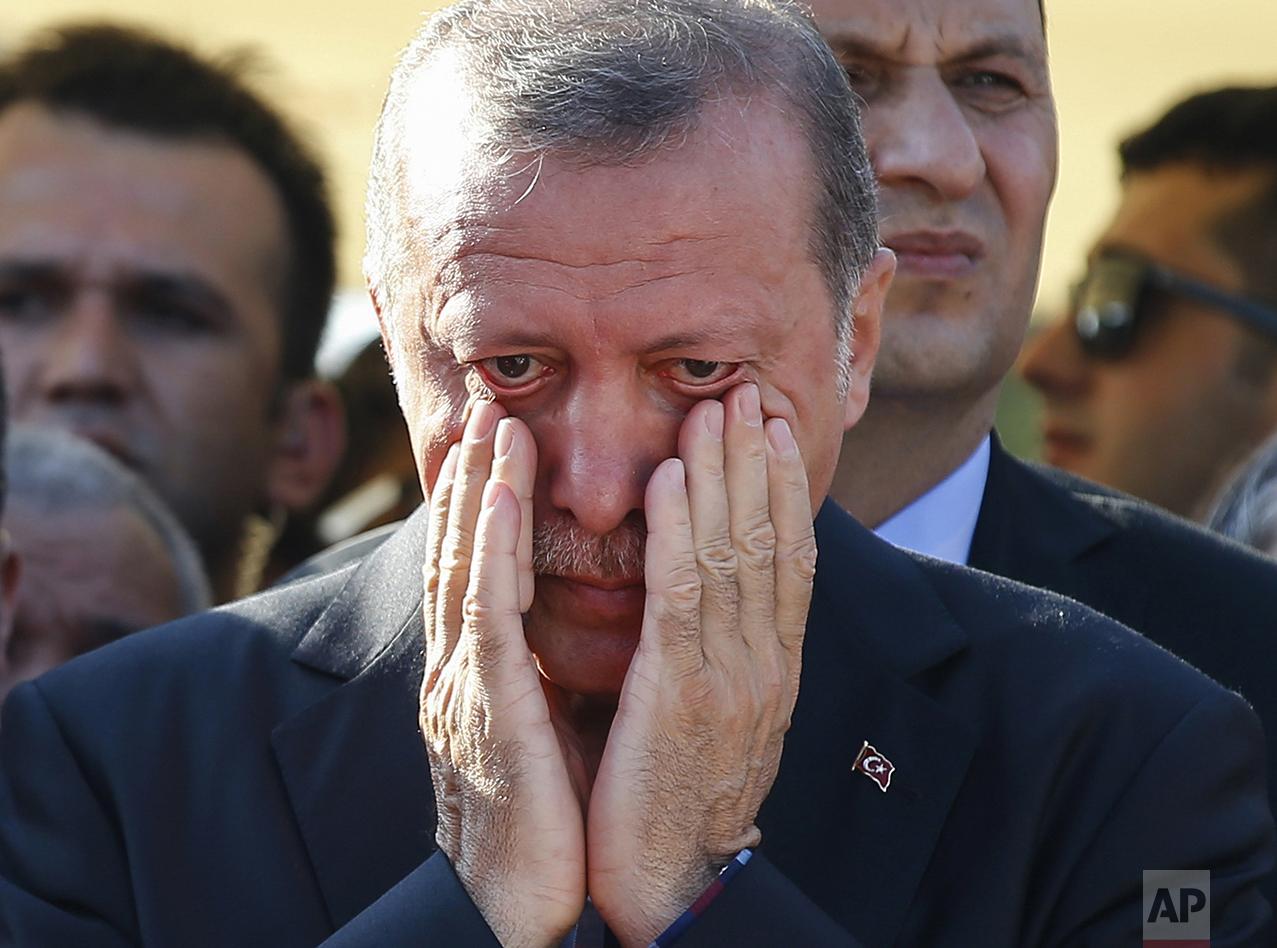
xmin=872 ymin=435 xmax=991 ymax=565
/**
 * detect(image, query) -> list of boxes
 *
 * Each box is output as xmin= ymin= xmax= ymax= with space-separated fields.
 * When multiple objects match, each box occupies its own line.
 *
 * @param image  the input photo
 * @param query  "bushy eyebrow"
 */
xmin=434 ymin=318 xmax=753 ymax=357
xmin=827 ymin=31 xmax=1046 ymax=75
xmin=0 ymin=259 xmax=233 ymax=319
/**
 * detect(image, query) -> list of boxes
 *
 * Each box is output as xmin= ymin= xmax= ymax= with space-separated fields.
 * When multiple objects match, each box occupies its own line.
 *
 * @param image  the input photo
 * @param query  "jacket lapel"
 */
xmin=759 ymin=502 xmax=979 ymax=948
xmin=269 ymin=502 xmax=982 ymax=943
xmin=271 ymin=511 xmax=437 ymax=931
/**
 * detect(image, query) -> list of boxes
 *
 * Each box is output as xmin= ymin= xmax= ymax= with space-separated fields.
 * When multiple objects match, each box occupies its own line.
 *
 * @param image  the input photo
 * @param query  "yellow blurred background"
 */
xmin=2 ymin=0 xmax=1276 ymax=324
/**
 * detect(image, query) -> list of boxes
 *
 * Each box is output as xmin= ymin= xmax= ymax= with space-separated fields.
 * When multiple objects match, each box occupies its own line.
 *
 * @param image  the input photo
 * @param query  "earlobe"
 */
xmin=265 ymin=379 xmax=347 ymax=513
xmin=842 ymin=248 xmax=895 ymax=430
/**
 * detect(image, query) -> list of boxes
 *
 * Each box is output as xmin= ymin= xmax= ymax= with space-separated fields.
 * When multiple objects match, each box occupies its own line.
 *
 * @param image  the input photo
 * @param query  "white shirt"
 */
xmin=872 ymin=436 xmax=991 ymax=565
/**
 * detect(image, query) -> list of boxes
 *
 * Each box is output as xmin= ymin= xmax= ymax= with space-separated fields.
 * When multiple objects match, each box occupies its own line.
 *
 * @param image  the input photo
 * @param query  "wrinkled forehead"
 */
xmin=808 ymin=0 xmax=1045 ymax=65
xmin=394 ymin=61 xmax=818 ymax=267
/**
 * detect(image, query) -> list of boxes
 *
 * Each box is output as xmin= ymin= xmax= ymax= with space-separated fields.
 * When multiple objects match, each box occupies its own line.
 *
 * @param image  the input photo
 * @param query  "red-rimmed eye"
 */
xmin=475 ymin=354 xmax=552 ymax=392
xmin=664 ymin=358 xmax=740 ymax=387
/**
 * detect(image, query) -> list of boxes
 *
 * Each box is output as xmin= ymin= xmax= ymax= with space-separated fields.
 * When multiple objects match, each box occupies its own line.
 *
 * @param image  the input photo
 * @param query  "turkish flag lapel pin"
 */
xmin=853 ymin=740 xmax=895 ymax=792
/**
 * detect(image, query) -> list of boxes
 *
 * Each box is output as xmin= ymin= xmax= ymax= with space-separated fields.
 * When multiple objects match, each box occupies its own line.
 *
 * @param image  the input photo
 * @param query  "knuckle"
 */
xmin=733 ymin=509 xmax=776 ymax=554
xmin=696 ymin=541 xmax=738 ymax=581
xmin=439 ymin=532 xmax=474 ymax=576
xmin=777 ymin=535 xmax=818 ymax=582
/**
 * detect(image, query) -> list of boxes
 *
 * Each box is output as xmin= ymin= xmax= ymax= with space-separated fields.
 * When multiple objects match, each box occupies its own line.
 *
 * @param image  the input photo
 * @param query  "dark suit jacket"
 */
xmin=971 ymin=436 xmax=1277 ymax=910
xmin=0 ymin=502 xmax=1271 ymax=947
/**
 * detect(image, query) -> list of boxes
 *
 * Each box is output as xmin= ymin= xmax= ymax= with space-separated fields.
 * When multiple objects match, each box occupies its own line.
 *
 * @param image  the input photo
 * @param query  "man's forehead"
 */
xmin=808 ymin=0 xmax=1045 ymax=65
xmin=398 ymin=91 xmax=819 ymax=268
xmin=1094 ymin=164 xmax=1273 ymax=280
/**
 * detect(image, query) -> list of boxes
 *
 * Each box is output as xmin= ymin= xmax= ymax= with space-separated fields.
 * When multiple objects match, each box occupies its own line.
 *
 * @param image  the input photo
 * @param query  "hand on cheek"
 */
xmin=587 ymin=383 xmax=816 ymax=947
xmin=418 ymin=397 xmax=586 ymax=948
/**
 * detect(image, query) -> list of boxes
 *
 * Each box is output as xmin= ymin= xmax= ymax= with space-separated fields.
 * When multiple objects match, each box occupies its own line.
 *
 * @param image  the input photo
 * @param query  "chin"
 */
xmin=524 ymin=610 xmax=640 ymax=698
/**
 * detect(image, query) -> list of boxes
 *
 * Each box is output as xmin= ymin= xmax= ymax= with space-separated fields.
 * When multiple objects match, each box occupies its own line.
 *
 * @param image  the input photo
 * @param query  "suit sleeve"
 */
xmin=1047 ymin=688 xmax=1275 ymax=948
xmin=673 ymin=853 xmax=863 ymax=948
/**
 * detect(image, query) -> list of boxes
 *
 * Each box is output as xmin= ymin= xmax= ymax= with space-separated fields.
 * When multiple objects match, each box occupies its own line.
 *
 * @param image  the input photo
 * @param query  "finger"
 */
xmin=640 ymin=457 xmax=701 ymax=661
xmin=438 ymin=398 xmax=505 ymax=663
xmin=722 ymin=383 xmax=776 ymax=657
xmin=462 ymin=478 xmax=532 ymax=678
xmin=491 ymin=417 xmax=537 ymax=614
xmin=679 ymin=398 xmax=737 ymax=654
xmin=424 ymin=442 xmax=461 ymax=674
xmin=765 ymin=417 xmax=816 ymax=663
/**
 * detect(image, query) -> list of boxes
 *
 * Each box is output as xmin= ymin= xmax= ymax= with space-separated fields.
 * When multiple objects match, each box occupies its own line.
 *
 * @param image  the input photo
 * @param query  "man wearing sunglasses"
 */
xmin=813 ymin=3 xmax=1277 ymax=912
xmin=1023 ymin=87 xmax=1277 ymax=522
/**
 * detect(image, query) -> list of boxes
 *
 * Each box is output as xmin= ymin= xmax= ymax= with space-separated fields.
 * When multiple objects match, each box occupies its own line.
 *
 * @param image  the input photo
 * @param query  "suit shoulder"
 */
xmin=914 ymin=555 xmax=1227 ymax=714
xmin=1030 ymin=459 xmax=1276 ymax=568
xmin=13 ymin=564 xmax=356 ymax=729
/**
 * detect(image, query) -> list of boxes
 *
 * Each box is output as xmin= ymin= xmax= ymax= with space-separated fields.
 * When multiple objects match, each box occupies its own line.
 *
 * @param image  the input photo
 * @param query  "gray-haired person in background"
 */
xmin=0 ymin=426 xmax=210 ymax=703
xmin=1209 ymin=432 xmax=1277 ymax=557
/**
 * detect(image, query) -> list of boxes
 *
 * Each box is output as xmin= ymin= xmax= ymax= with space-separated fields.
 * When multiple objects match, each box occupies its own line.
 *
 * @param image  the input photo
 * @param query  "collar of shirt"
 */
xmin=872 ymin=435 xmax=991 ymax=566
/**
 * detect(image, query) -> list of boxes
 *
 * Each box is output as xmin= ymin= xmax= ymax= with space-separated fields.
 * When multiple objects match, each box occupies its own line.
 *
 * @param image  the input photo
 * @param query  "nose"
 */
xmin=40 ymin=289 xmax=141 ymax=405
xmin=866 ymin=68 xmax=985 ymax=202
xmin=534 ymin=379 xmax=677 ymax=536
xmin=1020 ymin=316 xmax=1092 ymax=400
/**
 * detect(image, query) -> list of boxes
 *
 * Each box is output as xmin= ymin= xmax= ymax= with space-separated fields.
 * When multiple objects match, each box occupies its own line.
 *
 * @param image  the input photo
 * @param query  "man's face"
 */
xmin=1021 ymin=163 xmax=1277 ymax=518
xmin=1 ymin=500 xmax=185 ymax=700
xmin=807 ymin=0 xmax=1056 ymax=402
xmin=385 ymin=97 xmax=881 ymax=695
xmin=0 ymin=104 xmax=290 ymax=571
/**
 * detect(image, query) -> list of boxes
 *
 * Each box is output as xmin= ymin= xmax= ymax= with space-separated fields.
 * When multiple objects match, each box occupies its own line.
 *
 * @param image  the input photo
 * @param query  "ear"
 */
xmin=842 ymin=247 xmax=895 ymax=430
xmin=369 ymin=279 xmax=396 ymax=372
xmin=264 ymin=379 xmax=347 ymax=512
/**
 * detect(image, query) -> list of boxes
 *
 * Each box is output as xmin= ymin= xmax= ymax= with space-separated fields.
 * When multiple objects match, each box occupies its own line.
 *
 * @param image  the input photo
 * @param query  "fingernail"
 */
xmin=741 ymin=384 xmax=762 ymax=427
xmin=483 ymin=478 xmax=502 ymax=509
xmin=469 ymin=399 xmax=496 ymax=440
xmin=664 ymin=457 xmax=687 ymax=493
xmin=494 ymin=417 xmax=515 ymax=458
xmin=767 ymin=418 xmax=798 ymax=457
xmin=704 ymin=401 xmax=724 ymax=439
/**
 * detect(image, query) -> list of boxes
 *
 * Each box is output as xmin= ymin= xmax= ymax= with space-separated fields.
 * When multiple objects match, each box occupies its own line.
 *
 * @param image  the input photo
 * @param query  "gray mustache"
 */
xmin=532 ymin=515 xmax=647 ymax=582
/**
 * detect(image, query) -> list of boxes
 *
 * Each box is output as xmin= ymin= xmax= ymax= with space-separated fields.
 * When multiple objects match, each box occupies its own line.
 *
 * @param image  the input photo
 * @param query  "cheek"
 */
xmin=981 ymin=122 xmax=1055 ymax=239
xmin=399 ymin=363 xmax=470 ymax=493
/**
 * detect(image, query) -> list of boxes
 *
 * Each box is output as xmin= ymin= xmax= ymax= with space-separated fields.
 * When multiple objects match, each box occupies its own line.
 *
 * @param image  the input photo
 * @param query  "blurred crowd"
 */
xmin=0 ymin=17 xmax=1271 ymax=685
xmin=0 ymin=3 xmax=1273 ymax=943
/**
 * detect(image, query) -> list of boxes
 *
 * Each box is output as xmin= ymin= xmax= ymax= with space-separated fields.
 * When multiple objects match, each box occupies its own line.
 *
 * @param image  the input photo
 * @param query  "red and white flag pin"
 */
xmin=853 ymin=740 xmax=895 ymax=792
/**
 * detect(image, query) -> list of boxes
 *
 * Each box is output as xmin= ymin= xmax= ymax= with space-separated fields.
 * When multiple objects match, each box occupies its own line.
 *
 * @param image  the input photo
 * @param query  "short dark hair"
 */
xmin=1120 ymin=86 xmax=1277 ymax=175
xmin=0 ymin=23 xmax=335 ymax=382
xmin=1120 ymin=86 xmax=1277 ymax=317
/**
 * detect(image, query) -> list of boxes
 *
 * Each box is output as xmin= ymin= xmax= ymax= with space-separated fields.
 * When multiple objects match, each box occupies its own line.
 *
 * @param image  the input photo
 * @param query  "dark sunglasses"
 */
xmin=1071 ymin=251 xmax=1277 ymax=359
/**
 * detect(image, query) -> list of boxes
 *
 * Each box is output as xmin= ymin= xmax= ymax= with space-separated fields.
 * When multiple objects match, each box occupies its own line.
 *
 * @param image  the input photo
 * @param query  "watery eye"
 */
xmin=663 ymin=358 xmax=740 ymax=387
xmin=495 ymin=355 xmax=532 ymax=379
xmin=684 ymin=359 xmax=721 ymax=379
xmin=476 ymin=354 xmax=550 ymax=391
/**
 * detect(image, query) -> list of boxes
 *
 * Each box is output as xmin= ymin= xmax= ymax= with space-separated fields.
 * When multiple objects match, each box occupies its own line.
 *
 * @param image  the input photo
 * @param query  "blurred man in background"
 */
xmin=0 ymin=24 xmax=345 ymax=601
xmin=1022 ymin=86 xmax=1277 ymax=521
xmin=810 ymin=0 xmax=1277 ymax=911
xmin=0 ymin=426 xmax=209 ymax=703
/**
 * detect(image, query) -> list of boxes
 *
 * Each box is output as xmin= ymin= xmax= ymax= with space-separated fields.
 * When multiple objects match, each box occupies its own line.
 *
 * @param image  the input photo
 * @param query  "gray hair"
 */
xmin=364 ymin=0 xmax=878 ymax=383
xmin=1206 ymin=432 xmax=1277 ymax=558
xmin=5 ymin=427 xmax=213 ymax=615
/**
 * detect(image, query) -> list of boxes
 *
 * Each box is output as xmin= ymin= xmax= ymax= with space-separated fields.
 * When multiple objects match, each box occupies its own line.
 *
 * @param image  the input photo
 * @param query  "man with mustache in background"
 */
xmin=0 ymin=1 xmax=1270 ymax=946
xmin=814 ymin=0 xmax=1277 ymax=911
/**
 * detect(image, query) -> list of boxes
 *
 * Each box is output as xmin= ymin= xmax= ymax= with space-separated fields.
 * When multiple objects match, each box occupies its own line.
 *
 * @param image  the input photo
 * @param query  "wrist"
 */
xmin=595 ymin=856 xmax=721 ymax=948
